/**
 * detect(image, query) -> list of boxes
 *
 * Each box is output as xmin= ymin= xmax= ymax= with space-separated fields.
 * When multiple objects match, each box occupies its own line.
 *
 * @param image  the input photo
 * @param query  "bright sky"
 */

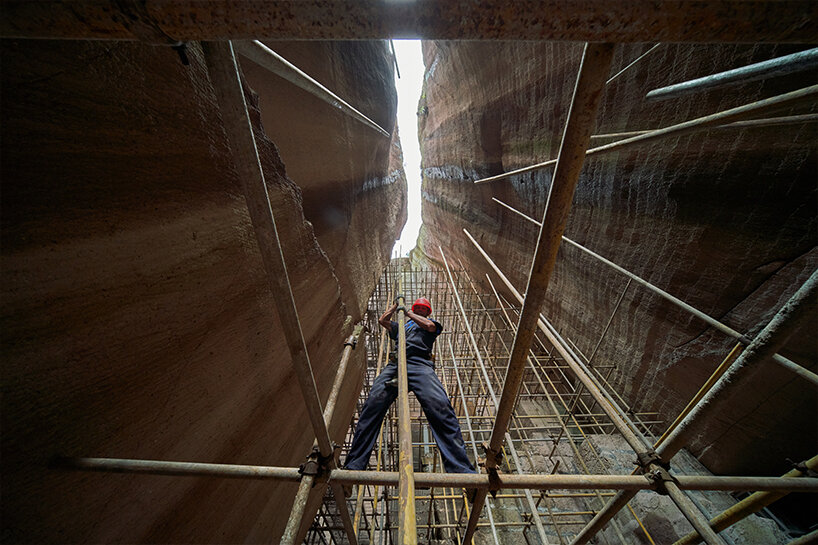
xmin=391 ymin=40 xmax=424 ymax=258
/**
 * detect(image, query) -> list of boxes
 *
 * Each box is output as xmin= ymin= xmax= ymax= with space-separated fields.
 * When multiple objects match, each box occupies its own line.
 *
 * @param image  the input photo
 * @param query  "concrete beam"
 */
xmin=1 ymin=1 xmax=816 ymax=42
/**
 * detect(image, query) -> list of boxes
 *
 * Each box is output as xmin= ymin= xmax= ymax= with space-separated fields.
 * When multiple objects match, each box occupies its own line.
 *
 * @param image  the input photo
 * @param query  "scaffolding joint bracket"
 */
xmin=343 ymin=334 xmax=358 ymax=349
xmin=298 ymin=447 xmax=322 ymax=480
xmin=635 ymin=449 xmax=669 ymax=472
xmin=481 ymin=442 xmax=504 ymax=469
xmin=788 ymin=458 xmax=817 ymax=477
xmin=485 ymin=466 xmax=502 ymax=498
xmin=298 ymin=446 xmax=336 ymax=484
xmin=646 ymin=465 xmax=677 ymax=496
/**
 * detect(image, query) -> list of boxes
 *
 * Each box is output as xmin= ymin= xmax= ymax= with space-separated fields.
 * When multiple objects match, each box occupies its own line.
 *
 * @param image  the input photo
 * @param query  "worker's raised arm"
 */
xmin=406 ymin=309 xmax=437 ymax=332
xmin=379 ymin=302 xmax=398 ymax=330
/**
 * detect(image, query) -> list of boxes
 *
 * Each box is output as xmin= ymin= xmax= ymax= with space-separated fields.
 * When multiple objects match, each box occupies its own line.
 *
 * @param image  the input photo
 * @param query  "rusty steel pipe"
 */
xmin=59 ymin=458 xmax=818 ymax=493
xmin=461 ymin=42 xmax=616 ymax=545
xmin=490 ymin=196 xmax=818 ymax=386
xmin=395 ymin=282 xmax=418 ymax=545
xmin=674 ymin=454 xmax=818 ymax=545
xmin=2 ymin=1 xmax=816 ymax=42
xmin=572 ymin=270 xmax=818 ymax=545
xmin=646 ymin=47 xmax=818 ymax=101
xmin=201 ymin=41 xmax=357 ymax=545
xmin=656 ymin=269 xmax=818 ymax=461
xmin=475 ymin=84 xmax=818 ymax=184
xmin=234 ymin=40 xmax=390 ymax=138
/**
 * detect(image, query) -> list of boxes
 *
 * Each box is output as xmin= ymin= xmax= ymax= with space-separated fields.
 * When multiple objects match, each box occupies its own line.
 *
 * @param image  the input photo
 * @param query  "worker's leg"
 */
xmin=344 ymin=363 xmax=398 ymax=470
xmin=408 ymin=361 xmax=476 ymax=474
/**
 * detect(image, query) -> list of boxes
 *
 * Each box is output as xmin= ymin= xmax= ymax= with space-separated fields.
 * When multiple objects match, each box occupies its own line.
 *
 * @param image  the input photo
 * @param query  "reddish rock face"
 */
xmin=1 ymin=40 xmax=402 ymax=542
xmin=418 ymin=42 xmax=816 ymax=476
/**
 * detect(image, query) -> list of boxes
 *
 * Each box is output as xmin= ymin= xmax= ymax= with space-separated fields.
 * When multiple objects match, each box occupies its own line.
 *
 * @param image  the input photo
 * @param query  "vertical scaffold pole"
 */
xmin=396 ymin=275 xmax=418 ymax=544
xmin=440 ymin=247 xmax=551 ymax=545
xmin=200 ymin=40 xmax=358 ymax=545
xmin=460 ymin=41 xmax=616 ymax=545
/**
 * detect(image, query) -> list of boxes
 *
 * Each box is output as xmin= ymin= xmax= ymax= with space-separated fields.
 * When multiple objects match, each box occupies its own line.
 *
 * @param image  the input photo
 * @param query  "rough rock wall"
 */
xmin=1 ymin=39 xmax=402 ymax=542
xmin=242 ymin=41 xmax=406 ymax=321
xmin=417 ymin=42 xmax=817 ymax=477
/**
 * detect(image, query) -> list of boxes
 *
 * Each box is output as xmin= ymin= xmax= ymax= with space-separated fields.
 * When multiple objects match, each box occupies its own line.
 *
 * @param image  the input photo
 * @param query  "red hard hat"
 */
xmin=412 ymin=297 xmax=432 ymax=314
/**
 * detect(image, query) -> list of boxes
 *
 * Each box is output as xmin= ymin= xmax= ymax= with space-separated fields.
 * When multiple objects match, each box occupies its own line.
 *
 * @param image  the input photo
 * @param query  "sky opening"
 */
xmin=391 ymin=40 xmax=424 ymax=258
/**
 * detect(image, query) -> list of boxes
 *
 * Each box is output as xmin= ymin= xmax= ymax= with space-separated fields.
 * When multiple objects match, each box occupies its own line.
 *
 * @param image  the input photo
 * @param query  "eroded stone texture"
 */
xmin=1 ymin=39 xmax=401 ymax=542
xmin=241 ymin=41 xmax=407 ymax=321
xmin=417 ymin=42 xmax=817 ymax=480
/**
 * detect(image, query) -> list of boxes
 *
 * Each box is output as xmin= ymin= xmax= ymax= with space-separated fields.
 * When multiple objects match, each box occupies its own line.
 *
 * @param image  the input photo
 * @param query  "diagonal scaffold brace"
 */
xmin=201 ymin=40 xmax=360 ymax=545
xmin=460 ymin=41 xmax=617 ymax=545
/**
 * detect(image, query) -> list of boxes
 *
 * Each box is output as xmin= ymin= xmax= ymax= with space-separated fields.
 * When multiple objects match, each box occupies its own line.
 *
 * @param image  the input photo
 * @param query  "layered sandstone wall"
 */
xmin=1 ymin=40 xmax=403 ymax=542
xmin=417 ymin=42 xmax=816 ymax=477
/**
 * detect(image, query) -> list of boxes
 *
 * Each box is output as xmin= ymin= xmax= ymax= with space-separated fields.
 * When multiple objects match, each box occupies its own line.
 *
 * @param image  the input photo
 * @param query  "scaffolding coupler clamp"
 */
xmin=298 ymin=446 xmax=336 ymax=485
xmin=343 ymin=334 xmax=358 ymax=349
xmin=635 ymin=450 xmax=669 ymax=472
xmin=481 ymin=443 xmax=504 ymax=498
xmin=298 ymin=447 xmax=322 ymax=480
xmin=787 ymin=458 xmax=817 ymax=478
xmin=481 ymin=442 xmax=504 ymax=468
xmin=646 ymin=465 xmax=678 ymax=496
xmin=394 ymin=294 xmax=404 ymax=305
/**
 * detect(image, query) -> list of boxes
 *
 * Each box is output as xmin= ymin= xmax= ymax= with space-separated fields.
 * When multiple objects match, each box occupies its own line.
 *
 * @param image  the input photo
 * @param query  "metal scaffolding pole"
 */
xmin=475 ymin=84 xmax=818 ymax=184
xmin=588 ymin=113 xmax=818 ymax=141
xmin=463 ymin=229 xmax=648 ymax=453
xmin=200 ymin=40 xmax=358 ymax=545
xmin=395 ymin=278 xmax=418 ymax=545
xmin=60 ymin=457 xmax=818 ymax=493
xmin=646 ymin=47 xmax=818 ymax=100
xmin=490 ymin=197 xmax=818 ymax=386
xmin=448 ymin=339 xmax=502 ymax=545
xmin=461 ymin=230 xmax=747 ymax=544
xmin=571 ymin=269 xmax=818 ymax=545
xmin=234 ymin=40 xmax=390 ymax=137
xmin=440 ymin=248 xmax=552 ymax=544
xmin=483 ymin=274 xmax=642 ymax=545
xmin=674 ymin=454 xmax=818 ymax=545
xmin=461 ymin=42 xmax=616 ymax=545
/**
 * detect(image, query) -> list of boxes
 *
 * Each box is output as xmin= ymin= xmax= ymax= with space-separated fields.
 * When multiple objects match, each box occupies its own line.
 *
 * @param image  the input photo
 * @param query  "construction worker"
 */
xmin=344 ymin=297 xmax=476 ymax=477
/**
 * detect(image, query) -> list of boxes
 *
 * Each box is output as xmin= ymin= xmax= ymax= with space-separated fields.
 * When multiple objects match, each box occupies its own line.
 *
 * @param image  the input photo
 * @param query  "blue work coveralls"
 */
xmin=344 ymin=318 xmax=476 ymax=474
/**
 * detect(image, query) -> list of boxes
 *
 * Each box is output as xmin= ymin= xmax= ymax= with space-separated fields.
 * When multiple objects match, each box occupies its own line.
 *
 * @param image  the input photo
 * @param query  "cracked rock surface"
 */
xmin=416 ymin=41 xmax=817 ymax=480
xmin=1 ymin=39 xmax=404 ymax=542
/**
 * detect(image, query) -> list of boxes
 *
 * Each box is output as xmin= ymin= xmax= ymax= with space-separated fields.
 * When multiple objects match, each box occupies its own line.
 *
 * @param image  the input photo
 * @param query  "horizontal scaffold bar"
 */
xmin=59 ymin=457 xmax=818 ymax=493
